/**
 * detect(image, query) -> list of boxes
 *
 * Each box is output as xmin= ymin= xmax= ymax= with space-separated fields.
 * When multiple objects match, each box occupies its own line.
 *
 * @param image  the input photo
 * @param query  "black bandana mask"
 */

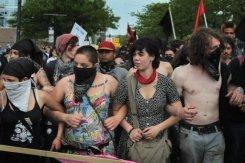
xmin=163 ymin=56 xmax=174 ymax=63
xmin=99 ymin=61 xmax=116 ymax=73
xmin=74 ymin=66 xmax=97 ymax=102
xmin=203 ymin=46 xmax=222 ymax=81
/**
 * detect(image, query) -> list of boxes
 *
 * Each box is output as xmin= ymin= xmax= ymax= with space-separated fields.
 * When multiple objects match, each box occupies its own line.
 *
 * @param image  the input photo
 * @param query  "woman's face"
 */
xmin=74 ymin=53 xmax=93 ymax=68
xmin=66 ymin=44 xmax=79 ymax=59
xmin=221 ymin=43 xmax=232 ymax=59
xmin=133 ymin=49 xmax=154 ymax=71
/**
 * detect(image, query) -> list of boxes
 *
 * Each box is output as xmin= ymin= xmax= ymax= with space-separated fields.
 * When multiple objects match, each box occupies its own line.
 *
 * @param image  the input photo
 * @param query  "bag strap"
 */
xmin=127 ymin=75 xmax=140 ymax=129
xmin=85 ymin=94 xmax=114 ymax=142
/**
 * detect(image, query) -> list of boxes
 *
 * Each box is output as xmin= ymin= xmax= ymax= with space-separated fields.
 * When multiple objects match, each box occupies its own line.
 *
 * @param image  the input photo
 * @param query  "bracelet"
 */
xmin=128 ymin=128 xmax=134 ymax=136
xmin=55 ymin=137 xmax=62 ymax=141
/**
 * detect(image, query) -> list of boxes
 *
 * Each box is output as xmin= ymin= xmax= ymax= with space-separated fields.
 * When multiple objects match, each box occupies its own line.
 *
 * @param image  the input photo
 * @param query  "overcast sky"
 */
xmin=106 ymin=0 xmax=170 ymax=35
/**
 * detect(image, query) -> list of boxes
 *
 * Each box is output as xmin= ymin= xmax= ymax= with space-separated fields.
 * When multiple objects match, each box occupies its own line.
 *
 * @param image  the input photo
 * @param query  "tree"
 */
xmin=133 ymin=0 xmax=245 ymax=39
xmin=9 ymin=0 xmax=119 ymax=40
xmin=132 ymin=3 xmax=169 ymax=38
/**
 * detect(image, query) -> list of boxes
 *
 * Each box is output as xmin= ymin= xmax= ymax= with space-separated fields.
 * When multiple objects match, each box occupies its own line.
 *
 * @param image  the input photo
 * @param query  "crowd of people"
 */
xmin=0 ymin=21 xmax=244 ymax=163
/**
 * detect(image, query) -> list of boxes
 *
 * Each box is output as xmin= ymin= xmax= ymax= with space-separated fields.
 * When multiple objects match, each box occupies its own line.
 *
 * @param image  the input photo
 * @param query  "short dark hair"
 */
xmin=75 ymin=45 xmax=98 ymax=65
xmin=130 ymin=37 xmax=160 ymax=69
xmin=221 ymin=21 xmax=236 ymax=32
xmin=189 ymin=28 xmax=224 ymax=65
xmin=223 ymin=36 xmax=235 ymax=50
xmin=170 ymin=39 xmax=185 ymax=53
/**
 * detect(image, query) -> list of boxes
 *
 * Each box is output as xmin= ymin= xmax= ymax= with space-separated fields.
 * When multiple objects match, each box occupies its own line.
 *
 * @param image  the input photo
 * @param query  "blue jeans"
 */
xmin=180 ymin=127 xmax=225 ymax=163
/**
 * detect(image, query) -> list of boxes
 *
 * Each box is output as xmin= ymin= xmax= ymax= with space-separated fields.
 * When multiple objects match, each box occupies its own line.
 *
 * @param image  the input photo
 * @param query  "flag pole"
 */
xmin=169 ymin=5 xmax=176 ymax=39
xmin=203 ymin=13 xmax=208 ymax=28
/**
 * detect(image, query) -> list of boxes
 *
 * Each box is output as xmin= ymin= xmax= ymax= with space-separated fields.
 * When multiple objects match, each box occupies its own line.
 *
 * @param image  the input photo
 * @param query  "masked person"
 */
xmin=97 ymin=41 xmax=128 ymax=82
xmin=43 ymin=34 xmax=79 ymax=152
xmin=45 ymin=34 xmax=79 ymax=85
xmin=0 ymin=58 xmax=83 ymax=162
xmin=163 ymin=46 xmax=175 ymax=64
xmin=8 ymin=39 xmax=53 ymax=92
xmin=172 ymin=28 xmax=228 ymax=163
xmin=52 ymin=45 xmax=121 ymax=156
xmin=97 ymin=41 xmax=128 ymax=153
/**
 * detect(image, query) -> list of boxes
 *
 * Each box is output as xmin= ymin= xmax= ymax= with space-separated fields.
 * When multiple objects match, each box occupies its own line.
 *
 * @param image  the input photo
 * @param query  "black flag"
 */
xmin=235 ymin=17 xmax=245 ymax=42
xmin=159 ymin=10 xmax=172 ymax=37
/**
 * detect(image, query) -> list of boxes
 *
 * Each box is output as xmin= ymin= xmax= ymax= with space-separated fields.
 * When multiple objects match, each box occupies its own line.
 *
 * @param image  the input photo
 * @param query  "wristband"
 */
xmin=128 ymin=128 xmax=134 ymax=136
xmin=55 ymin=137 xmax=62 ymax=141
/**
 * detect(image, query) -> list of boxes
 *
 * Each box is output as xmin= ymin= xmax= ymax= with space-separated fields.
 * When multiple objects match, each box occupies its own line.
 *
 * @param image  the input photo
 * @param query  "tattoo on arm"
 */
xmin=38 ymin=68 xmax=52 ymax=87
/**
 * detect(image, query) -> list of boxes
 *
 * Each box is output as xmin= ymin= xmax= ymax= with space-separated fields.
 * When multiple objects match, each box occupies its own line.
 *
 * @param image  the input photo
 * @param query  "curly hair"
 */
xmin=129 ymin=37 xmax=160 ymax=69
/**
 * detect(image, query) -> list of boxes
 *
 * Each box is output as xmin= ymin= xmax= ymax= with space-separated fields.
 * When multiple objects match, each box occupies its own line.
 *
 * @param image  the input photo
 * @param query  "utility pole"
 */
xmin=44 ymin=0 xmax=66 ymax=44
xmin=16 ymin=0 xmax=22 ymax=42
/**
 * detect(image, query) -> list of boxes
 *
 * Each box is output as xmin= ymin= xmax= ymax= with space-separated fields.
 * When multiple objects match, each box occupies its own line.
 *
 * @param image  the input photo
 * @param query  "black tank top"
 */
xmin=0 ymin=89 xmax=43 ymax=149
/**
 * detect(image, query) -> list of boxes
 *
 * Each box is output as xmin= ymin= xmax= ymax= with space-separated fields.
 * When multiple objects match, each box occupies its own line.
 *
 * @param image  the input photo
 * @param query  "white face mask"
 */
xmin=4 ymin=79 xmax=31 ymax=112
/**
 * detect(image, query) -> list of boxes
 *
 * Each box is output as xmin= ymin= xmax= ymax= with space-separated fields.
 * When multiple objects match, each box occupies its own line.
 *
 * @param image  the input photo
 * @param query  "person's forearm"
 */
xmin=55 ymin=122 xmax=64 ymax=139
xmin=166 ymin=104 xmax=182 ymax=117
xmin=120 ymin=119 xmax=133 ymax=133
xmin=44 ymin=108 xmax=67 ymax=123
xmin=113 ymin=105 xmax=127 ymax=123
xmin=156 ymin=116 xmax=180 ymax=131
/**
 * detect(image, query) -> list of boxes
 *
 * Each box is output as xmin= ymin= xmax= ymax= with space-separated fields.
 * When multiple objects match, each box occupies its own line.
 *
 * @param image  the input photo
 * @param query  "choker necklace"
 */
xmin=134 ymin=69 xmax=157 ymax=84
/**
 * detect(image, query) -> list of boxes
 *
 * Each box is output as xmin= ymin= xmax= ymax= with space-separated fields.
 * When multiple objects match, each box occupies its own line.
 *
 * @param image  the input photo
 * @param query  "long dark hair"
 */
xmin=189 ymin=28 xmax=224 ymax=66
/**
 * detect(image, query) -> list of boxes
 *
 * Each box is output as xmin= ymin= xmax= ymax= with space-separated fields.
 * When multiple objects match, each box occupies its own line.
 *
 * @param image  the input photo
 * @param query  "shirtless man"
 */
xmin=172 ymin=28 xmax=225 ymax=163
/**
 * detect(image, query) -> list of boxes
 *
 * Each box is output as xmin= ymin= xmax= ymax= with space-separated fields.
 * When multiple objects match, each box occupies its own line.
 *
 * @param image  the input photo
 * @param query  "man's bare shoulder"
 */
xmin=172 ymin=64 xmax=190 ymax=78
xmin=159 ymin=61 xmax=172 ymax=68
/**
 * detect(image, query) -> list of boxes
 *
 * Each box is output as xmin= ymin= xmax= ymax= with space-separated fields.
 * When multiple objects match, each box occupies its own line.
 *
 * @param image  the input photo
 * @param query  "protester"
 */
xmin=10 ymin=39 xmax=45 ymax=66
xmin=220 ymin=21 xmax=244 ymax=57
xmin=112 ymin=37 xmax=197 ymax=163
xmin=97 ymin=41 xmax=128 ymax=81
xmin=220 ymin=36 xmax=235 ymax=65
xmin=96 ymin=41 xmax=128 ymax=153
xmin=45 ymin=34 xmax=79 ymax=85
xmin=0 ymin=58 xmax=83 ymax=162
xmin=129 ymin=38 xmax=173 ymax=77
xmin=8 ymin=39 xmax=53 ymax=92
xmin=222 ymin=55 xmax=245 ymax=163
xmin=52 ymin=45 xmax=120 ymax=156
xmin=172 ymin=28 xmax=226 ymax=163
xmin=163 ymin=46 xmax=175 ymax=64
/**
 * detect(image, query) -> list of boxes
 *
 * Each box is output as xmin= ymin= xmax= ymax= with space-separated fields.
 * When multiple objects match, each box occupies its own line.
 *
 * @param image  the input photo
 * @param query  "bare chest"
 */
xmin=183 ymin=73 xmax=221 ymax=96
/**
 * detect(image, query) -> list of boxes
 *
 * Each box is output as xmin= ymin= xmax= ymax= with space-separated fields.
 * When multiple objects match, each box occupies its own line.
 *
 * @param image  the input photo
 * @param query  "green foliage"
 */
xmin=133 ymin=0 xmax=245 ymax=39
xmin=132 ymin=3 xmax=169 ymax=38
xmin=9 ymin=0 xmax=119 ymax=39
